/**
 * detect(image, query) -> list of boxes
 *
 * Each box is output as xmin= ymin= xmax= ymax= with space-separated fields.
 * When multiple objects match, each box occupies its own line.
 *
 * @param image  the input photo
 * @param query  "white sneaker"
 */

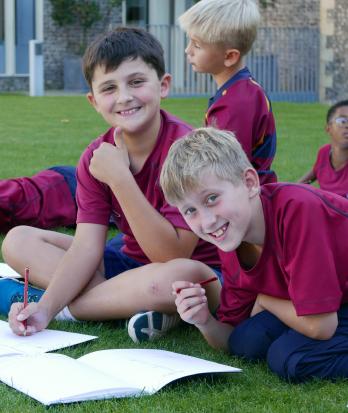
xmin=127 ymin=311 xmax=181 ymax=343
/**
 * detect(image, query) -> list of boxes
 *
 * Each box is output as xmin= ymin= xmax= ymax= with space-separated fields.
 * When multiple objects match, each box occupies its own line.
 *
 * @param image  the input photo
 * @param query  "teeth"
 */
xmin=119 ymin=108 xmax=139 ymax=116
xmin=211 ymin=225 xmax=227 ymax=238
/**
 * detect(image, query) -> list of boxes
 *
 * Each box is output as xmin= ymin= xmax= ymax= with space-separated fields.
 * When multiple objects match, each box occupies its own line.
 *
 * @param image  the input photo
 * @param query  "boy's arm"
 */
xmin=11 ymin=223 xmax=107 ymax=334
xmin=89 ymin=141 xmax=198 ymax=262
xmin=253 ymin=294 xmax=338 ymax=340
xmin=173 ymin=281 xmax=234 ymax=351
xmin=110 ymin=174 xmax=198 ymax=261
xmin=297 ymin=168 xmax=316 ymax=184
xmin=197 ymin=317 xmax=235 ymax=351
xmin=39 ymin=223 xmax=107 ymax=317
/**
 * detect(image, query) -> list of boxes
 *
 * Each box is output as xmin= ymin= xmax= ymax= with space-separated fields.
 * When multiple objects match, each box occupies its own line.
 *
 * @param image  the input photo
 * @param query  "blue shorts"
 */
xmin=228 ymin=305 xmax=348 ymax=382
xmin=104 ymin=233 xmax=143 ymax=279
xmin=103 ymin=233 xmax=222 ymax=282
xmin=48 ymin=166 xmax=77 ymax=199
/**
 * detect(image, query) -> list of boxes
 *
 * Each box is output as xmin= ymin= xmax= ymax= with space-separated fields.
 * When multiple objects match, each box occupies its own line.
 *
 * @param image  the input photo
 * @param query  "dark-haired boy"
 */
xmin=3 ymin=27 xmax=220 ymax=342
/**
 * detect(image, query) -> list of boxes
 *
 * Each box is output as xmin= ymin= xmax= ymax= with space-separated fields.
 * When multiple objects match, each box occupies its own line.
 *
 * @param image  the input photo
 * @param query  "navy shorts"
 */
xmin=228 ymin=305 xmax=348 ymax=382
xmin=104 ymin=233 xmax=143 ymax=279
xmin=48 ymin=166 xmax=77 ymax=199
xmin=103 ymin=233 xmax=222 ymax=282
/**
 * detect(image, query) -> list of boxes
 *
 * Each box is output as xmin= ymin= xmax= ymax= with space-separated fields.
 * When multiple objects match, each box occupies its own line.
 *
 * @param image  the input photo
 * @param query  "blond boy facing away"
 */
xmin=179 ymin=0 xmax=277 ymax=184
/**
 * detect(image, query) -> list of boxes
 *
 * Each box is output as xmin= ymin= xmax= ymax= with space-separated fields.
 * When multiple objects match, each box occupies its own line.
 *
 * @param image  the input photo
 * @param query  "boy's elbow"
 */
xmin=305 ymin=315 xmax=338 ymax=340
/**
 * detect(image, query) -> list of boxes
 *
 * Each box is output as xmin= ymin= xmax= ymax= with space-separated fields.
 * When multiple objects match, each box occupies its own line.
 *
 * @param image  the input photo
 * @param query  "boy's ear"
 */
xmin=224 ymin=49 xmax=241 ymax=68
xmin=160 ymin=73 xmax=172 ymax=99
xmin=86 ymin=92 xmax=100 ymax=112
xmin=243 ymin=168 xmax=260 ymax=198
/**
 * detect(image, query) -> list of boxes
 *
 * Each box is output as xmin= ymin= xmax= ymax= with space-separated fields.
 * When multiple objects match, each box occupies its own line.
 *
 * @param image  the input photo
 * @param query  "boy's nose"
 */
xmin=201 ymin=210 xmax=217 ymax=231
xmin=116 ymin=87 xmax=133 ymax=103
xmin=185 ymin=42 xmax=192 ymax=55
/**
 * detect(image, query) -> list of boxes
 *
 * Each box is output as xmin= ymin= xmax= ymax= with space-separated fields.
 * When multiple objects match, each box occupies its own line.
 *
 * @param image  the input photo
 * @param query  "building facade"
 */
xmin=0 ymin=0 xmax=347 ymax=102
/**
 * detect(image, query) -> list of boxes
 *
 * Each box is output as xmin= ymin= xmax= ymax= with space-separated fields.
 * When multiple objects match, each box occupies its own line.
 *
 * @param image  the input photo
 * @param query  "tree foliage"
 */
xmin=49 ymin=0 xmax=121 ymax=54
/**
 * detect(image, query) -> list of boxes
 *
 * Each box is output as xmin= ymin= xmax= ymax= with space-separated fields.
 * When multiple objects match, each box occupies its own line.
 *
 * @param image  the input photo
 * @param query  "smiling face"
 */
xmin=175 ymin=170 xmax=264 ymax=252
xmin=87 ymin=58 xmax=170 ymax=139
xmin=327 ymin=105 xmax=348 ymax=150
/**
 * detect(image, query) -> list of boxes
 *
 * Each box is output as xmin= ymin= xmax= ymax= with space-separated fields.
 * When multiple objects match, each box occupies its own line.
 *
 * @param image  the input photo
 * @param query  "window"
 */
xmin=15 ymin=0 xmax=35 ymax=74
xmin=0 ymin=0 xmax=4 ymax=73
xmin=125 ymin=0 xmax=148 ymax=27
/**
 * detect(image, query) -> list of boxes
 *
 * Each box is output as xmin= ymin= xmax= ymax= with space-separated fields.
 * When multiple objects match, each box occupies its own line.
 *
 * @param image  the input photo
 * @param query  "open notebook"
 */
xmin=0 ymin=348 xmax=241 ymax=405
xmin=0 ymin=263 xmax=21 ymax=278
xmin=0 ymin=320 xmax=97 ymax=356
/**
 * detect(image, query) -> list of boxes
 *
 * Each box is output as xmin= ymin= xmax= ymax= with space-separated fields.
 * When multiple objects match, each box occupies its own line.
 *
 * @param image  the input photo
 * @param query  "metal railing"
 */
xmin=149 ymin=25 xmax=320 ymax=102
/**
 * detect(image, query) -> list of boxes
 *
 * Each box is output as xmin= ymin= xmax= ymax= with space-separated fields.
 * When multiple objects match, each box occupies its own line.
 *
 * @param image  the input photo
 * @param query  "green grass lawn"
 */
xmin=0 ymin=95 xmax=347 ymax=412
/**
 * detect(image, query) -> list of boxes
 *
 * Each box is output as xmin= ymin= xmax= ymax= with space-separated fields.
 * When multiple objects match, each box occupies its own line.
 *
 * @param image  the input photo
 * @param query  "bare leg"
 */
xmin=69 ymin=259 xmax=221 ymax=320
xmin=2 ymin=229 xmax=220 ymax=321
xmin=1 ymin=226 xmax=105 ymax=289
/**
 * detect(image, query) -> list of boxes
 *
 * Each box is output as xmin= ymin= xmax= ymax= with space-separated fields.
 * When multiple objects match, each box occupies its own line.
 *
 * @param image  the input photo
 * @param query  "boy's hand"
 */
xmin=89 ymin=128 xmax=130 ymax=186
xmin=172 ymin=281 xmax=211 ymax=326
xmin=8 ymin=302 xmax=50 ymax=336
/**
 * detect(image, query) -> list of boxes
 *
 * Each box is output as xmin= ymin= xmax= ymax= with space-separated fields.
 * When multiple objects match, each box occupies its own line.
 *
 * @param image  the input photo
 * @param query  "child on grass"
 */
xmin=178 ymin=0 xmax=277 ymax=183
xmin=2 ymin=28 xmax=221 ymax=343
xmin=160 ymin=127 xmax=348 ymax=382
xmin=298 ymin=100 xmax=348 ymax=198
xmin=0 ymin=166 xmax=77 ymax=233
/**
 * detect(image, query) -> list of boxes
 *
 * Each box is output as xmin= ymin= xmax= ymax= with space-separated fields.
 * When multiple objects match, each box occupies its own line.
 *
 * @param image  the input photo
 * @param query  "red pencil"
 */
xmin=23 ymin=267 xmax=29 ymax=334
xmin=176 ymin=275 xmax=218 ymax=294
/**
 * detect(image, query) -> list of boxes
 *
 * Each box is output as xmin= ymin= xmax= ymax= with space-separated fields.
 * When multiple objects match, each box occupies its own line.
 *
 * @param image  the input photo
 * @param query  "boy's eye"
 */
xmin=130 ymin=79 xmax=145 ymax=87
xmin=184 ymin=207 xmax=196 ymax=217
xmin=334 ymin=117 xmax=348 ymax=126
xmin=101 ymin=85 xmax=116 ymax=93
xmin=206 ymin=194 xmax=218 ymax=205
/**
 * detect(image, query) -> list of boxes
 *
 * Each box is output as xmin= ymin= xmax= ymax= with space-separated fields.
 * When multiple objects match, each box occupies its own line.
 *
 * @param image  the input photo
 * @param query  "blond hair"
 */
xmin=160 ymin=127 xmax=253 ymax=205
xmin=179 ymin=0 xmax=260 ymax=56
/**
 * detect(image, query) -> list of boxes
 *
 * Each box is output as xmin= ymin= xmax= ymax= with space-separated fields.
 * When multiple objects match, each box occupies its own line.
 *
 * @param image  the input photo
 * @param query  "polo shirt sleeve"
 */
xmin=278 ymin=191 xmax=342 ymax=315
xmin=76 ymin=145 xmax=112 ymax=226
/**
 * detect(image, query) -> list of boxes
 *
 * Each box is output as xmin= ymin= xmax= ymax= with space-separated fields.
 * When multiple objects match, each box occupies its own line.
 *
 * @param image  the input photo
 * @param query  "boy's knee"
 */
xmin=1 ymin=225 xmax=31 ymax=259
xmin=166 ymin=258 xmax=204 ymax=273
xmin=228 ymin=319 xmax=272 ymax=361
xmin=228 ymin=311 xmax=287 ymax=361
xmin=144 ymin=259 xmax=208 ymax=300
xmin=164 ymin=258 xmax=213 ymax=283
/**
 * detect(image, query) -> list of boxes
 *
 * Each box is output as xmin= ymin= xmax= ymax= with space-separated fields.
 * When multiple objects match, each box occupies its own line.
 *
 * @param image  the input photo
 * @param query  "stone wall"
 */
xmin=326 ymin=0 xmax=348 ymax=102
xmin=259 ymin=0 xmax=320 ymax=27
xmin=0 ymin=76 xmax=28 ymax=92
xmin=258 ymin=0 xmax=347 ymax=103
xmin=43 ymin=0 xmax=122 ymax=90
